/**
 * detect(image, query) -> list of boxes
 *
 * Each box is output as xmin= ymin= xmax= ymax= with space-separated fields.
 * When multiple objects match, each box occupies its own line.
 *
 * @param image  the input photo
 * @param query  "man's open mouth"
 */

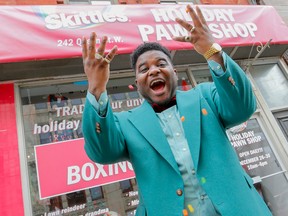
xmin=150 ymin=79 xmax=165 ymax=92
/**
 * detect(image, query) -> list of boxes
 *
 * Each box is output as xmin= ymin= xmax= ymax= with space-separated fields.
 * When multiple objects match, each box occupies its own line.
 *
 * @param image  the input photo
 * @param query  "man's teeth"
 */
xmin=151 ymin=79 xmax=163 ymax=86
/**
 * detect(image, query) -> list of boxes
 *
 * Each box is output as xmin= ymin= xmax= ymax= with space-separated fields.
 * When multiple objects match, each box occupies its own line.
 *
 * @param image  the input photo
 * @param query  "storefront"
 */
xmin=1 ymin=4 xmax=288 ymax=216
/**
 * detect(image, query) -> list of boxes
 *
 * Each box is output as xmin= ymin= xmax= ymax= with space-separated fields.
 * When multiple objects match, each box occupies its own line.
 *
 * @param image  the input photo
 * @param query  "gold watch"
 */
xmin=203 ymin=43 xmax=222 ymax=60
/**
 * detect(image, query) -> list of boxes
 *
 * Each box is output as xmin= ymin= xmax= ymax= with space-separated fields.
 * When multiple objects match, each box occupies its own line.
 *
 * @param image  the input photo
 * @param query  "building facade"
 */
xmin=1 ymin=1 xmax=288 ymax=216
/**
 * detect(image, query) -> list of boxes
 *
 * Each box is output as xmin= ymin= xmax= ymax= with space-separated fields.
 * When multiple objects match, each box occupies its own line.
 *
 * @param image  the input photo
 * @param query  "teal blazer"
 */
xmin=82 ymin=55 xmax=272 ymax=216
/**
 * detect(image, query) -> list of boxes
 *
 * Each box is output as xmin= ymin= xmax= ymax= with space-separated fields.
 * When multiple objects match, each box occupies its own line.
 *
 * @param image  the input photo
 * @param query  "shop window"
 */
xmin=53 ymin=129 xmax=74 ymax=142
xmin=127 ymin=91 xmax=139 ymax=99
xmin=177 ymin=72 xmax=192 ymax=90
xmin=49 ymin=196 xmax=63 ymax=211
xmin=120 ymin=180 xmax=133 ymax=193
xmin=71 ymin=98 xmax=83 ymax=106
xmin=39 ymin=132 xmax=52 ymax=144
xmin=227 ymin=118 xmax=288 ymax=214
xmin=283 ymin=50 xmax=288 ymax=66
xmin=178 ymin=77 xmax=192 ymax=91
xmin=76 ymin=120 xmax=83 ymax=138
xmin=126 ymin=209 xmax=137 ymax=216
xmin=111 ymin=92 xmax=127 ymax=101
xmin=90 ymin=187 xmax=104 ymax=200
xmin=274 ymin=111 xmax=288 ymax=142
xmin=66 ymin=191 xmax=87 ymax=206
xmin=20 ymin=80 xmax=141 ymax=216
xmin=250 ymin=64 xmax=288 ymax=109
xmin=35 ymin=102 xmax=48 ymax=110
xmin=48 ymin=94 xmax=68 ymax=109
xmin=192 ymin=68 xmax=213 ymax=84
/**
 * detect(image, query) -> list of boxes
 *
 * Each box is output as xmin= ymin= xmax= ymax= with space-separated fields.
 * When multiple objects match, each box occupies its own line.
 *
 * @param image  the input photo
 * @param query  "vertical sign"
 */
xmin=227 ymin=119 xmax=282 ymax=177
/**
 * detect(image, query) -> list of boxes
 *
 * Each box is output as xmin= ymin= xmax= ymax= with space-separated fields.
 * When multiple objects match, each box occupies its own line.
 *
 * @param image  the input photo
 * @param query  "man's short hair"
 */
xmin=130 ymin=42 xmax=172 ymax=71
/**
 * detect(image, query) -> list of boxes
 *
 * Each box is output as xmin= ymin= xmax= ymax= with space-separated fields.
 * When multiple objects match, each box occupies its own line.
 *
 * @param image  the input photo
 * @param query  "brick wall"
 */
xmin=263 ymin=0 xmax=288 ymax=25
xmin=0 ymin=0 xmax=61 ymax=5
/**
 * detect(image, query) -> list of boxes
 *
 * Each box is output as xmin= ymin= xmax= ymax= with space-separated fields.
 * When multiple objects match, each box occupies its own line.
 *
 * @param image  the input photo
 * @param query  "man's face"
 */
xmin=135 ymin=50 xmax=178 ymax=105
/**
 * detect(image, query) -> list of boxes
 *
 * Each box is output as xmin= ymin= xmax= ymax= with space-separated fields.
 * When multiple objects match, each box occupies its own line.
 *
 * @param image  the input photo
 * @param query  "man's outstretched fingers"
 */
xmin=103 ymin=45 xmax=118 ymax=64
xmin=88 ymin=32 xmax=96 ymax=59
xmin=186 ymin=5 xmax=201 ymax=27
xmin=196 ymin=6 xmax=207 ymax=26
xmin=96 ymin=36 xmax=108 ymax=57
xmin=82 ymin=36 xmax=88 ymax=60
xmin=175 ymin=17 xmax=193 ymax=32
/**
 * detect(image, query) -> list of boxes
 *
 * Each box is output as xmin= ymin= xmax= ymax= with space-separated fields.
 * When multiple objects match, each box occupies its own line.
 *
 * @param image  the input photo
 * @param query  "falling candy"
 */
xmin=128 ymin=84 xmax=134 ymax=90
xmin=181 ymin=116 xmax=185 ymax=122
xmin=182 ymin=209 xmax=188 ymax=216
xmin=201 ymin=108 xmax=208 ymax=115
xmin=201 ymin=177 xmax=206 ymax=184
xmin=188 ymin=204 xmax=195 ymax=213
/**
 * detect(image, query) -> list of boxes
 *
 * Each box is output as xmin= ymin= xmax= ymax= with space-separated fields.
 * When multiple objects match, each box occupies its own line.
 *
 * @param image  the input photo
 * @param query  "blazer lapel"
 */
xmin=128 ymin=101 xmax=179 ymax=174
xmin=177 ymin=89 xmax=201 ymax=169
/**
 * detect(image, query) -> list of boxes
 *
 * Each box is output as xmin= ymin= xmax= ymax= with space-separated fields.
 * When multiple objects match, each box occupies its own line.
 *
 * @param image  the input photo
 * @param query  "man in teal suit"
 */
xmin=81 ymin=5 xmax=272 ymax=216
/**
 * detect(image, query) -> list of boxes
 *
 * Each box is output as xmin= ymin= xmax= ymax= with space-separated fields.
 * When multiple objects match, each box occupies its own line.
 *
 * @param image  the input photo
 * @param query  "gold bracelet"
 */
xmin=203 ymin=43 xmax=222 ymax=60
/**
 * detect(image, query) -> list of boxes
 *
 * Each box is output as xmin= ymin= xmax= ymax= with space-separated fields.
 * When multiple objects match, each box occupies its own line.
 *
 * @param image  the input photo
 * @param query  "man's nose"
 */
xmin=148 ymin=66 xmax=160 ymax=76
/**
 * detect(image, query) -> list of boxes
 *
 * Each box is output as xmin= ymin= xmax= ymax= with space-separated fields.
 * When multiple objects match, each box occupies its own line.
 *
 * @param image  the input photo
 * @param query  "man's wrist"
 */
xmin=203 ymin=43 xmax=222 ymax=60
xmin=89 ymin=87 xmax=106 ymax=101
xmin=207 ymin=51 xmax=226 ymax=75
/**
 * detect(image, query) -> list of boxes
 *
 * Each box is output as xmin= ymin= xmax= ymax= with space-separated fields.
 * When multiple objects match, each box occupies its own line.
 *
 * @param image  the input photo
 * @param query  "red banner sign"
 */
xmin=1 ymin=4 xmax=288 ymax=63
xmin=34 ymin=139 xmax=135 ymax=199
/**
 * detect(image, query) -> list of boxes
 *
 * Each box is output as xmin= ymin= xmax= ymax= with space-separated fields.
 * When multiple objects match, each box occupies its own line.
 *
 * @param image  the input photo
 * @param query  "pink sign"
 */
xmin=34 ymin=138 xmax=135 ymax=199
xmin=1 ymin=4 xmax=288 ymax=63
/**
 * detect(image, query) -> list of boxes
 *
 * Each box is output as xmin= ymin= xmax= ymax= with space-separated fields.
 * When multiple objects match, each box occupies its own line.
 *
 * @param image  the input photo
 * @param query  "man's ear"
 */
xmin=174 ymin=69 xmax=178 ymax=80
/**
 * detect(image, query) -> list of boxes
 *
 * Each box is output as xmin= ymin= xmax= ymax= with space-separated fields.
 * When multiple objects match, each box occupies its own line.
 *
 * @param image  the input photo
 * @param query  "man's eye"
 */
xmin=158 ymin=62 xmax=167 ymax=67
xmin=140 ymin=68 xmax=148 ymax=73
